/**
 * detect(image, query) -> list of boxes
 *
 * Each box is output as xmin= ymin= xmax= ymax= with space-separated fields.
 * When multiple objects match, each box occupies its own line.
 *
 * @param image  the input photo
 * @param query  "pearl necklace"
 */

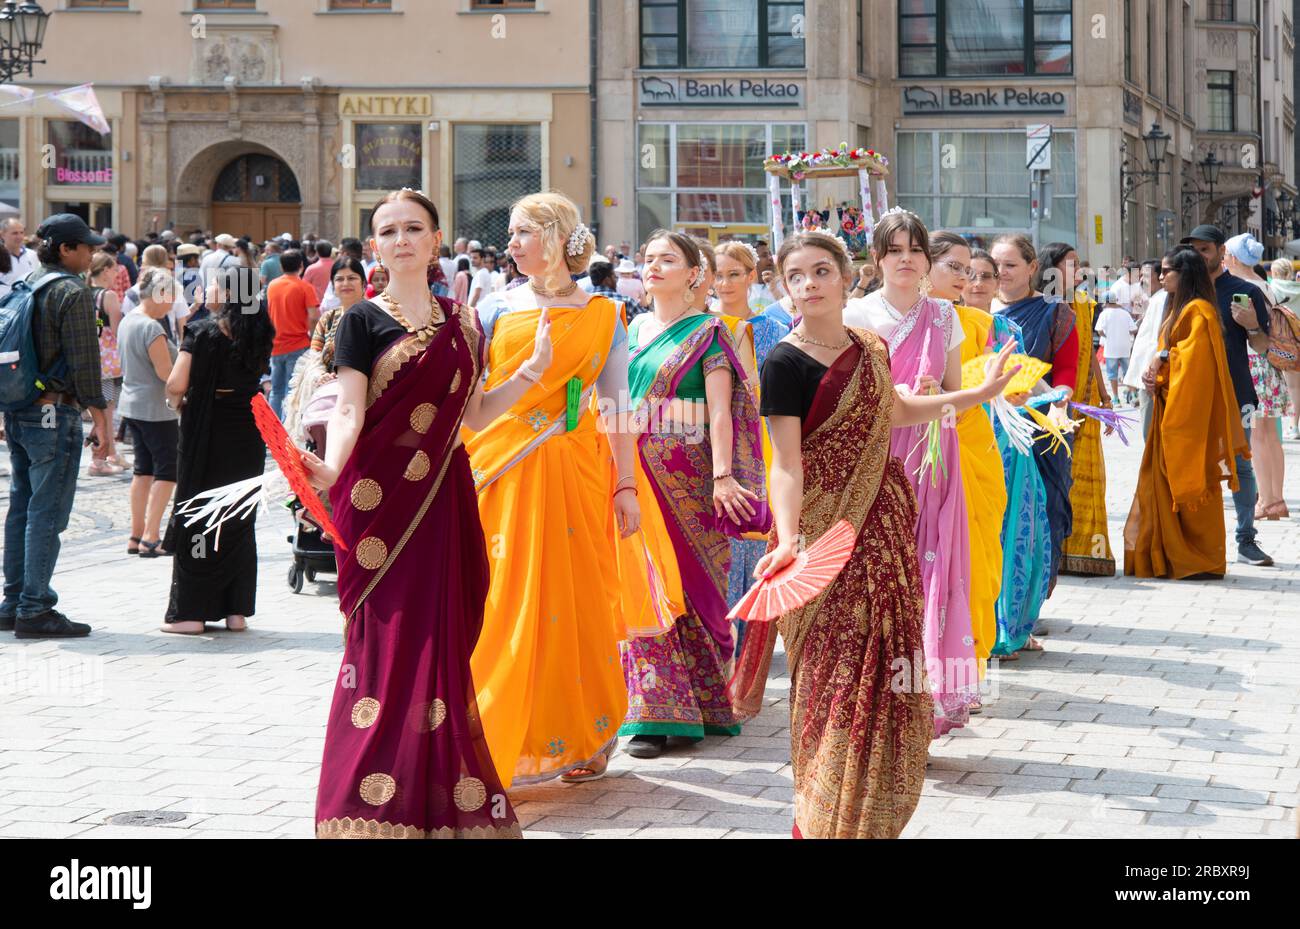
xmin=380 ymin=290 xmax=443 ymax=344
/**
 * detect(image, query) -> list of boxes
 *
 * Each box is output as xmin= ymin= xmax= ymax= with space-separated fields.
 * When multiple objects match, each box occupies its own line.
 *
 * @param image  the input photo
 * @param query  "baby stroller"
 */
xmin=287 ymin=378 xmax=341 ymax=594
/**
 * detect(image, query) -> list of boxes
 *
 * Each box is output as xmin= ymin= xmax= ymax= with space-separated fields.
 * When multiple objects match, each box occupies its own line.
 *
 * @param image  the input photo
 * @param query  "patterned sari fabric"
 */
xmin=1061 ymin=293 xmax=1116 ymax=576
xmin=1125 ymin=299 xmax=1248 ymax=578
xmin=618 ymin=314 xmax=769 ymax=739
xmin=952 ymin=305 xmax=1006 ymax=676
xmin=315 ymin=300 xmax=521 ymax=839
xmin=727 ymin=311 xmax=791 ymax=654
xmin=732 ymin=332 xmax=933 ymax=838
xmin=465 ymin=297 xmax=628 ymax=787
xmin=988 ymin=316 xmax=1051 ymax=656
xmin=877 ymin=297 xmax=977 ymax=735
xmin=995 ymin=295 xmax=1076 ymax=592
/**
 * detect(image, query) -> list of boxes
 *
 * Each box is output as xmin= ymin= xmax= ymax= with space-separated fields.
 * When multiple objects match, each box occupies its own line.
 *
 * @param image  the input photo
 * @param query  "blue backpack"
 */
xmin=0 ymin=271 xmax=76 ymax=412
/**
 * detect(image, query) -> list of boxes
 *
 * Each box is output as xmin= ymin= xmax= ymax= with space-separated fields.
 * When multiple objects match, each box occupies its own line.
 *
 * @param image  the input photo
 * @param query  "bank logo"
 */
xmin=640 ymin=77 xmax=677 ymax=102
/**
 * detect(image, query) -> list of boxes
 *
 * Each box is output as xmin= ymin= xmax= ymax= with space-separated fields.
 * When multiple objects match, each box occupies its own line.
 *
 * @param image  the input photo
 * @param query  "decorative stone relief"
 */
xmin=192 ymin=27 xmax=281 ymax=86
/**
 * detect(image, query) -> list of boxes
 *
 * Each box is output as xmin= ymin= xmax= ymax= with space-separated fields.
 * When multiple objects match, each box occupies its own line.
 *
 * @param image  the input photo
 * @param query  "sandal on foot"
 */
xmin=1265 ymin=501 xmax=1290 ymax=520
xmin=126 ymin=536 xmax=142 ymax=555
xmin=1020 ymin=636 xmax=1045 ymax=652
xmin=139 ymin=541 xmax=172 ymax=559
xmin=560 ymin=754 xmax=608 ymax=784
xmin=161 ymin=621 xmax=205 ymax=635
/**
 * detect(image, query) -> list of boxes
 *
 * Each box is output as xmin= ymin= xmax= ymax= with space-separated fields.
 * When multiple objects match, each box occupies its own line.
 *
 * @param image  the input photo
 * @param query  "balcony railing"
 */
xmin=0 ymin=148 xmax=18 ymax=182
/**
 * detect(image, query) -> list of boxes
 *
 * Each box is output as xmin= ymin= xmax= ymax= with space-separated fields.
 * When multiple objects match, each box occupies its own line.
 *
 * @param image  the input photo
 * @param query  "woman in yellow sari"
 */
xmin=1039 ymin=243 xmax=1116 ymax=577
xmin=1125 ymin=246 xmax=1248 ymax=579
xmin=927 ymin=232 xmax=1006 ymax=680
xmin=466 ymin=192 xmax=641 ymax=786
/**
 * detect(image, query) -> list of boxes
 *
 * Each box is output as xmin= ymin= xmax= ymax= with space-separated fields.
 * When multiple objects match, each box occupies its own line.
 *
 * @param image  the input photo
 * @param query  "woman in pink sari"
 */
xmin=843 ymin=210 xmax=978 ymax=735
xmin=303 ymin=189 xmax=549 ymax=838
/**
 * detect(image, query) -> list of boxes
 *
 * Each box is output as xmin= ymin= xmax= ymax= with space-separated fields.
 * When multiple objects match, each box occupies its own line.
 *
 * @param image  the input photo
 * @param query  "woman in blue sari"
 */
xmin=990 ymin=234 xmax=1080 ymax=598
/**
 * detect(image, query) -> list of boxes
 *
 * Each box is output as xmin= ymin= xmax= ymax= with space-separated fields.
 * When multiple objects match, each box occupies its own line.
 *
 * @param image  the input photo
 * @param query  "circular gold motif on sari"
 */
xmin=356 ymin=537 xmax=389 ymax=570
xmin=453 ymin=776 xmax=487 ymax=812
xmin=429 ymin=698 xmax=447 ymax=731
xmin=351 ymin=697 xmax=380 ymax=729
xmin=350 ymin=479 xmax=382 ymax=512
xmin=359 ymin=773 xmax=396 ymax=806
xmin=403 ymin=450 xmax=431 ymax=481
xmin=410 ymin=403 xmax=436 ymax=435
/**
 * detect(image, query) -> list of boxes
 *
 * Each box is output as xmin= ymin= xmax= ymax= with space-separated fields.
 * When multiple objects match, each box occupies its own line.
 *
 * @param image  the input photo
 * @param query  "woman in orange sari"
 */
xmin=1125 ymin=246 xmax=1248 ymax=579
xmin=305 ymin=190 xmax=528 ymax=838
xmin=733 ymin=231 xmax=1018 ymax=837
xmin=467 ymin=192 xmax=641 ymax=786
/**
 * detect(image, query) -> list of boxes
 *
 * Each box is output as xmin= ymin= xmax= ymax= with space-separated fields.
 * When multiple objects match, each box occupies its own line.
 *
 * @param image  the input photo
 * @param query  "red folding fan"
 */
xmin=726 ymin=519 xmax=855 ymax=624
xmin=251 ymin=393 xmax=344 ymax=545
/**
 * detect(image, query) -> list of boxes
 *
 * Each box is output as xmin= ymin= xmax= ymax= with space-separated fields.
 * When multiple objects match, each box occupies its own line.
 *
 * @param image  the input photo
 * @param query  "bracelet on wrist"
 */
xmin=614 ymin=486 xmax=638 ymax=499
xmin=713 ymin=471 xmax=732 ymax=481
xmin=516 ymin=365 xmax=541 ymax=384
xmin=615 ymin=475 xmax=637 ymax=490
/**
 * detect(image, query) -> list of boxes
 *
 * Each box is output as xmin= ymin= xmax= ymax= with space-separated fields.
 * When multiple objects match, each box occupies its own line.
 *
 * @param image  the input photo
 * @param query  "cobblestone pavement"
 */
xmin=0 ymin=420 xmax=1296 ymax=839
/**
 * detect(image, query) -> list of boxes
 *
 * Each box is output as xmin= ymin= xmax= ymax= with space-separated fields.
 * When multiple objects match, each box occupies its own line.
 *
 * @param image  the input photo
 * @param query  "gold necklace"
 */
xmin=529 ymin=277 xmax=579 ymax=299
xmin=793 ymin=326 xmax=851 ymax=351
xmin=380 ymin=290 xmax=443 ymax=343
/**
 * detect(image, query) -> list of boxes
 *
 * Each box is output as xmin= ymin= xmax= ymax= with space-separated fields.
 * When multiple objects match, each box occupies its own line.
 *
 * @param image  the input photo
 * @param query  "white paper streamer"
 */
xmin=858 ymin=168 xmax=876 ymax=238
xmin=768 ymin=173 xmax=785 ymax=251
xmin=874 ymin=177 xmax=890 ymax=214
xmin=790 ymin=180 xmax=802 ymax=233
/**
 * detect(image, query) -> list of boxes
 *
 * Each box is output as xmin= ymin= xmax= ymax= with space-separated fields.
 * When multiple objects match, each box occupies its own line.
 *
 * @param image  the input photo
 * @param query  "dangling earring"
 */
xmin=919 ymin=274 xmax=932 ymax=297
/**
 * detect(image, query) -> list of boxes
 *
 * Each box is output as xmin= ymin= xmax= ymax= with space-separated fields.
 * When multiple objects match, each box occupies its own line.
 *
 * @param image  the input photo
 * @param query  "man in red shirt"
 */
xmin=302 ymin=240 xmax=333 ymax=303
xmin=266 ymin=249 xmax=319 ymax=420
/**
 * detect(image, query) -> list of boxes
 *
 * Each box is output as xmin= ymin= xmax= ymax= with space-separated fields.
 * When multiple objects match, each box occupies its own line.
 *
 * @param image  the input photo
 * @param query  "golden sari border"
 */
xmin=316 ymin=816 xmax=522 ymax=840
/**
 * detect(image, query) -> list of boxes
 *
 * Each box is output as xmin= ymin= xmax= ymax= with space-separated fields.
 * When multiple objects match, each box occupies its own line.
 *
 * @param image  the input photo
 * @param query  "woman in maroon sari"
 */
xmin=303 ymin=190 xmax=550 ymax=839
xmin=731 ymin=231 xmax=1016 ymax=837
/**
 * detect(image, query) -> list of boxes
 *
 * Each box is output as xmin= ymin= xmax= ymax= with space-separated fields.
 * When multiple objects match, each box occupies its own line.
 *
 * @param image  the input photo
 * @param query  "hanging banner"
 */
xmin=858 ymin=168 xmax=876 ymax=239
xmin=0 ymin=84 xmax=36 ymax=106
xmin=768 ymin=173 xmax=785 ymax=251
xmin=874 ymin=178 xmax=889 ymax=214
xmin=48 ymin=83 xmax=111 ymax=135
xmin=790 ymin=181 xmax=801 ymax=236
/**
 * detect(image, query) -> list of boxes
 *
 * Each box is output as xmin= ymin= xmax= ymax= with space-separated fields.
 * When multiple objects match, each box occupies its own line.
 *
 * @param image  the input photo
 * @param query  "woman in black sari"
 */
xmin=162 ymin=268 xmax=275 ymax=634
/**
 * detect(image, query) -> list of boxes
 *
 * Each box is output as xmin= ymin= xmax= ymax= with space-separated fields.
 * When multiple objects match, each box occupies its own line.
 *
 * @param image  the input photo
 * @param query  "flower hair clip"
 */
xmin=566 ymin=223 xmax=593 ymax=257
xmin=738 ymin=242 xmax=760 ymax=265
xmin=880 ymin=206 xmax=919 ymax=220
xmin=688 ymin=266 xmax=706 ymax=289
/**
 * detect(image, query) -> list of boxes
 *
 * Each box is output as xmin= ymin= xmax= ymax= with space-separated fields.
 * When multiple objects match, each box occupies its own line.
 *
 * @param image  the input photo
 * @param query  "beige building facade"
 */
xmin=596 ymin=1 xmax=1295 ymax=266
xmin=2 ymin=0 xmax=593 ymax=246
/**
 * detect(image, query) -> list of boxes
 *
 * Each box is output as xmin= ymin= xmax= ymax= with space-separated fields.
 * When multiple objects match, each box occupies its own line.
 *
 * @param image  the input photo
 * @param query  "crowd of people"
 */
xmin=0 ymin=186 xmax=1289 ymax=840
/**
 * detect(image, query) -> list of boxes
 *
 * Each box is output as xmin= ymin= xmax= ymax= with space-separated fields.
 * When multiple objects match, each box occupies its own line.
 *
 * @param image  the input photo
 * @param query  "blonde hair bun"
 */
xmin=512 ymin=191 xmax=594 ymax=275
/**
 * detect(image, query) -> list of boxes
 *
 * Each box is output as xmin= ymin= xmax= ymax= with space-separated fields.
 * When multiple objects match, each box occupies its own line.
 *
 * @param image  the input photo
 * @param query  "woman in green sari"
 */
xmin=616 ymin=230 xmax=769 ymax=759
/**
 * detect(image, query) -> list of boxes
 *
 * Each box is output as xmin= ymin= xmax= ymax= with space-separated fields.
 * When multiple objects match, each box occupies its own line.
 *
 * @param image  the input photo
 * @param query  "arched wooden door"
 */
xmin=209 ymin=154 xmax=301 ymax=242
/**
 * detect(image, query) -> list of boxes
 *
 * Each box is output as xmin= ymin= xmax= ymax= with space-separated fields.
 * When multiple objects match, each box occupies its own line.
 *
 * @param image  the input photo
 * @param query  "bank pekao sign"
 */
xmin=639 ymin=75 xmax=803 ymax=108
xmin=901 ymin=85 xmax=1069 ymax=116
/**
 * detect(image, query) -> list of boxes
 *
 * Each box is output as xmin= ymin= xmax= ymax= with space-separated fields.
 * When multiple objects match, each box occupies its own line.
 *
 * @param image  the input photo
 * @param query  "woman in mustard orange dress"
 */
xmin=466 ymin=192 xmax=640 ymax=786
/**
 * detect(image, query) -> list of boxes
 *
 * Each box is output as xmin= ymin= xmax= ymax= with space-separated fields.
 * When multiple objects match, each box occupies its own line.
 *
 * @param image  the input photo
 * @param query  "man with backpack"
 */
xmin=0 ymin=214 xmax=109 ymax=639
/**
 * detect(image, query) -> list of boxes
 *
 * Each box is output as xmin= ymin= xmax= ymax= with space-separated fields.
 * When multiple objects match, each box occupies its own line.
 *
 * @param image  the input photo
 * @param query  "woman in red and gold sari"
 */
xmin=467 ymin=193 xmax=641 ymax=787
xmin=304 ymin=190 xmax=541 ymax=839
xmin=616 ymin=230 xmax=769 ymax=759
xmin=732 ymin=231 xmax=1017 ymax=838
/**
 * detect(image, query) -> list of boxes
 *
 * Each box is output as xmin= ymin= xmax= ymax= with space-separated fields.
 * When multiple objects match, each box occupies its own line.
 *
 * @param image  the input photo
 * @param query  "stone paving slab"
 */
xmin=1 ymin=423 xmax=1297 ymax=838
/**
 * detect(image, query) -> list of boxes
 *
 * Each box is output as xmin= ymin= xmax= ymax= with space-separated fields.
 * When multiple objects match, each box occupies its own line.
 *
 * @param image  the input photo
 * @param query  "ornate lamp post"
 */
xmin=0 ymin=1 xmax=51 ymax=83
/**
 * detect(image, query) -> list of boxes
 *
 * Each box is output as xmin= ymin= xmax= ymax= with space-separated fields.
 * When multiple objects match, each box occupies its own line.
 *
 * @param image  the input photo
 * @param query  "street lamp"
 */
xmin=0 ymin=0 xmax=49 ymax=82
xmin=1142 ymin=122 xmax=1171 ymax=166
xmin=1200 ymin=151 xmax=1223 ymax=198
